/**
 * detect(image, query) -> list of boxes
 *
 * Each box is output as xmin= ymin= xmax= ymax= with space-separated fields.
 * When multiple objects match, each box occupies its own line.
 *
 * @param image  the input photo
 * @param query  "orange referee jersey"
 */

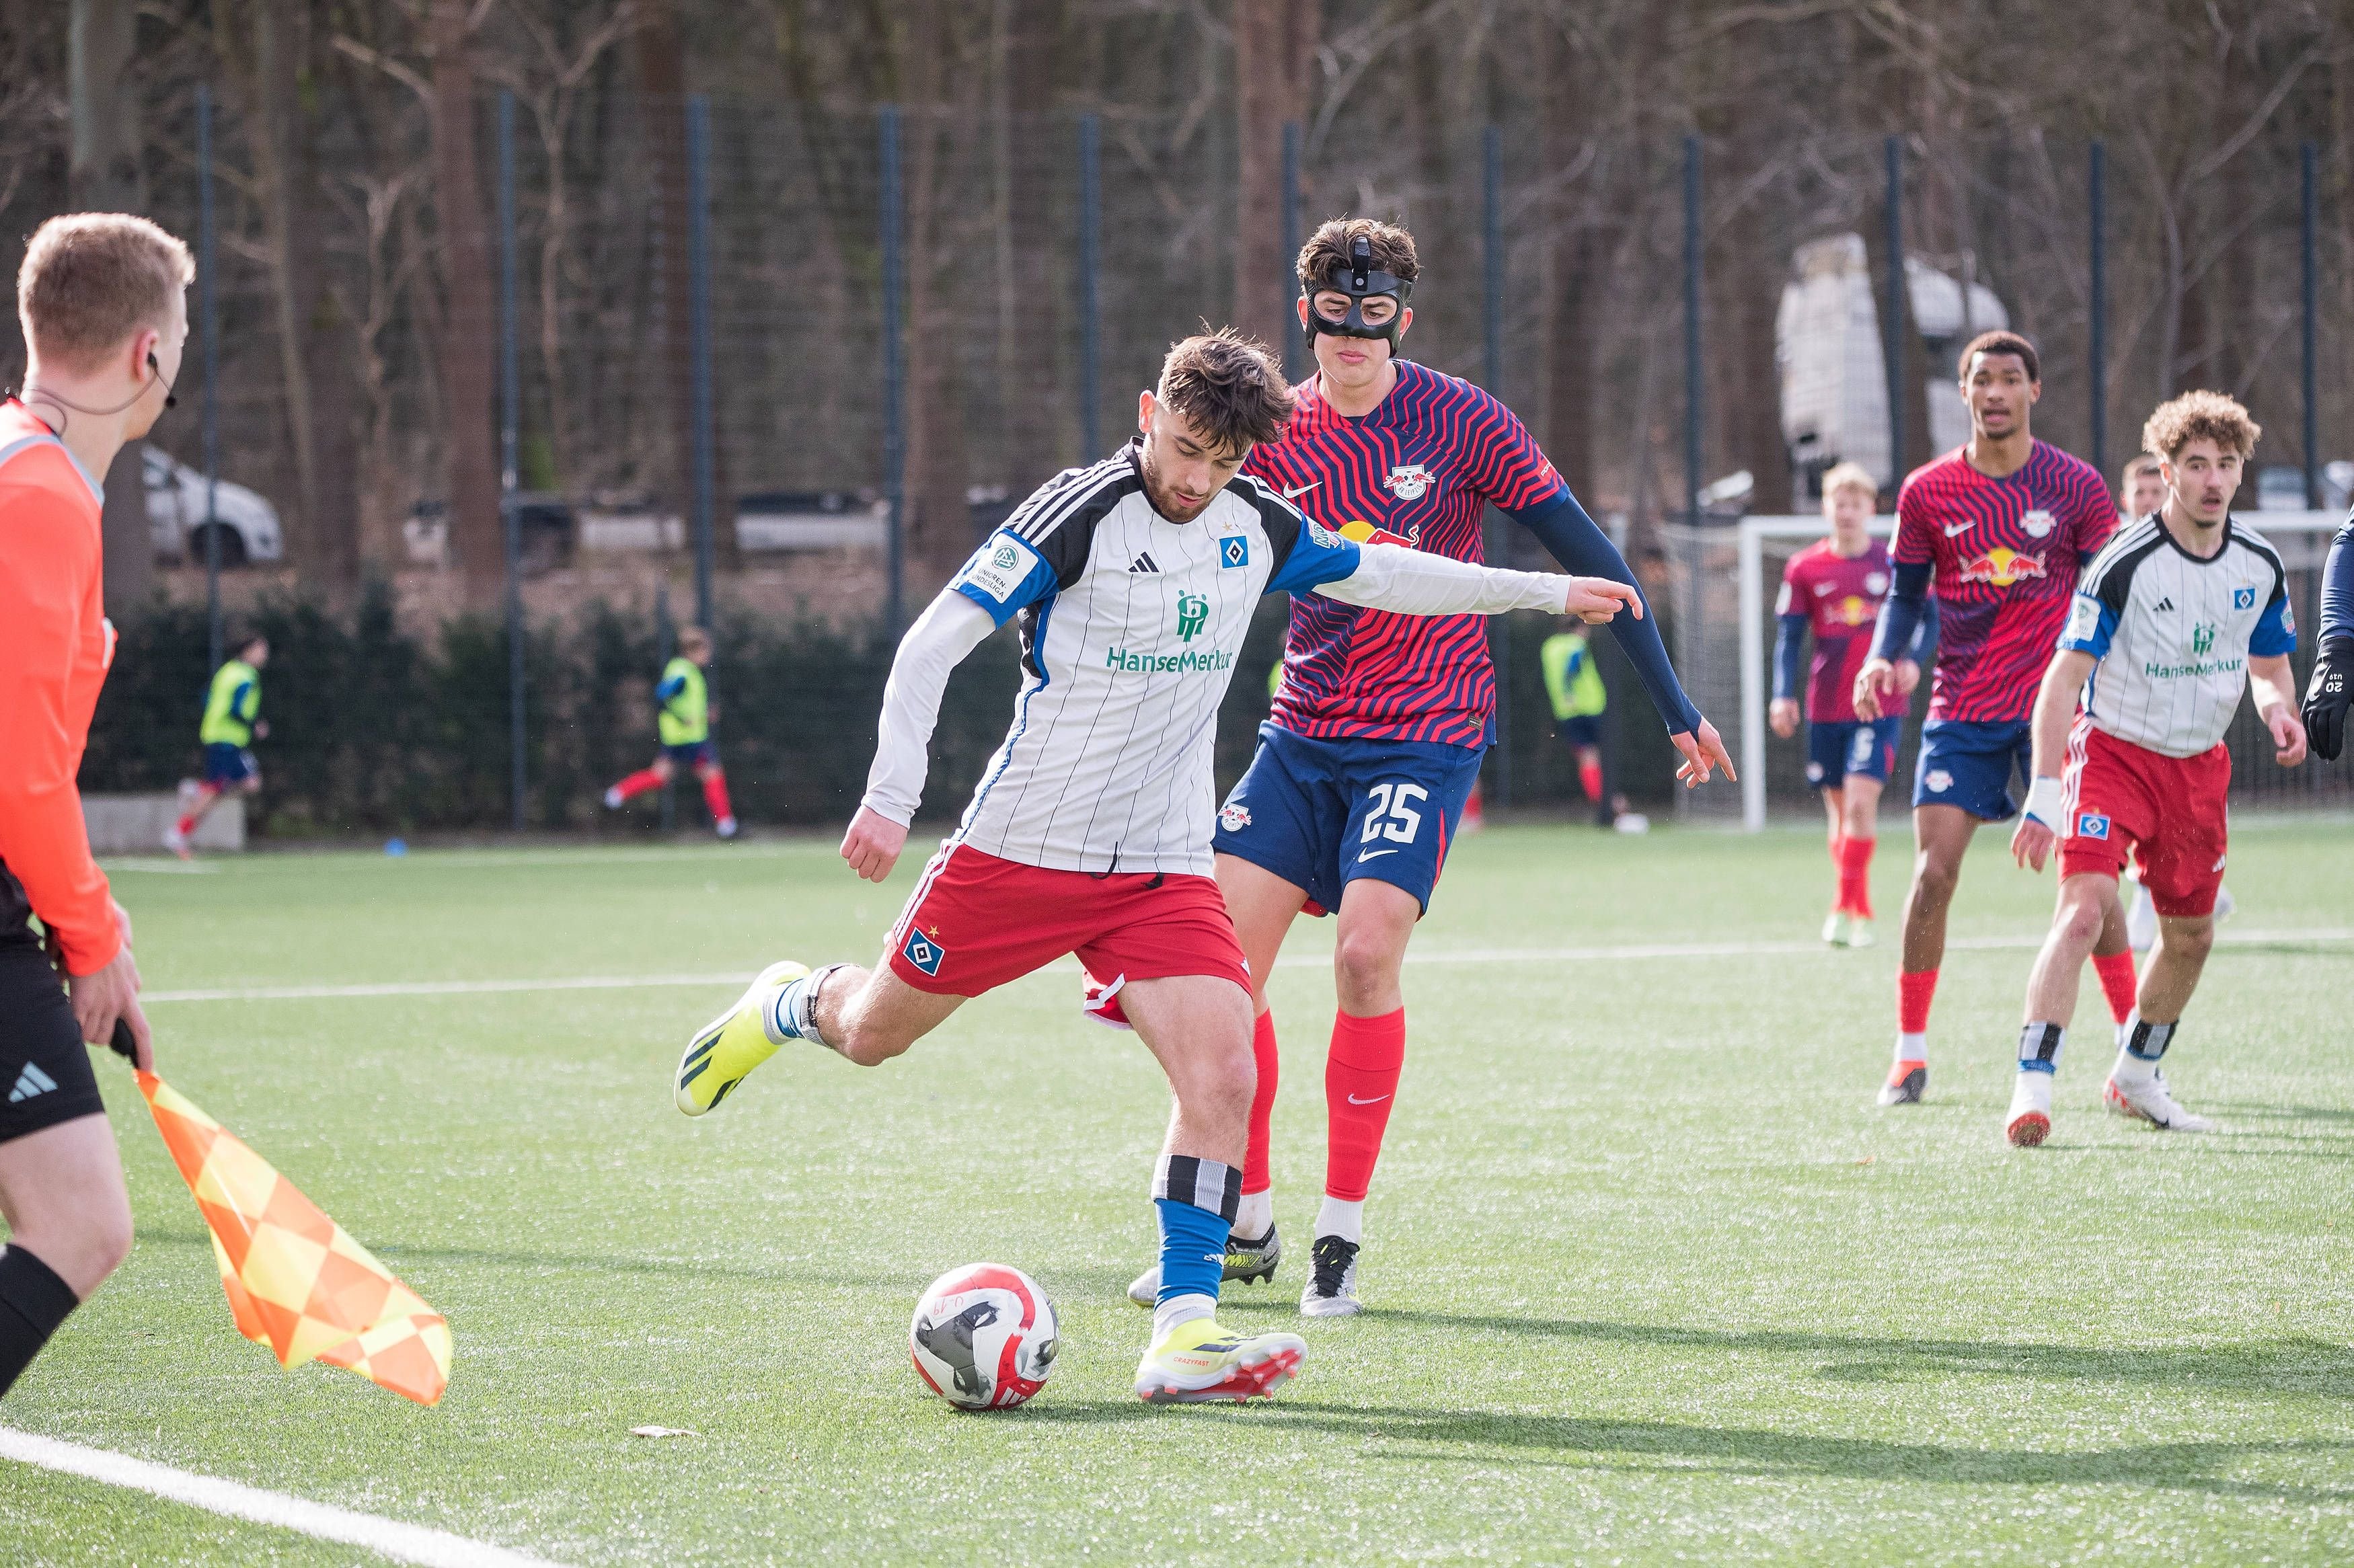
xmin=0 ymin=399 xmax=120 ymax=976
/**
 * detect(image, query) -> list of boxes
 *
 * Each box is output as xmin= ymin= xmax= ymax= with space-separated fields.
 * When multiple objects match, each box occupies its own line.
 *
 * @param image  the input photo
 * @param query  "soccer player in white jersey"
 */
xmin=2003 ymin=392 xmax=2306 ymax=1145
xmin=668 ymin=331 xmax=1640 ymax=1401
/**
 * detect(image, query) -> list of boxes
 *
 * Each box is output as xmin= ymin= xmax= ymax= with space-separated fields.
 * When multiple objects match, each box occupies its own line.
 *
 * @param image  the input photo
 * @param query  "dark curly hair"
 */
xmin=1156 ymin=328 xmax=1295 ymax=455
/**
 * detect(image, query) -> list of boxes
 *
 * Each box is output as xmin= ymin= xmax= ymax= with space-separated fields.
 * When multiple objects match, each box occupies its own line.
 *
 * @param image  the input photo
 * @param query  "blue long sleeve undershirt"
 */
xmin=1868 ymin=561 xmax=1938 ymax=666
xmin=1512 ymin=492 xmax=1703 ymax=734
xmin=1773 ymin=615 xmax=1807 ymax=701
xmin=2321 ymin=517 xmax=2353 ymax=645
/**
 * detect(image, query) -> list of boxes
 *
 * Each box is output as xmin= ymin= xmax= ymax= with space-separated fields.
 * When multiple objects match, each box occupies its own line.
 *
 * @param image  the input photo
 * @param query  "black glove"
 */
xmin=2304 ymin=635 xmax=2351 ymax=762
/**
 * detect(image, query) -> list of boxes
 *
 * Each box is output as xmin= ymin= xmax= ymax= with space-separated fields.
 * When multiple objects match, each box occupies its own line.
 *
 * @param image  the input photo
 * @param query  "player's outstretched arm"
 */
xmin=2301 ymin=520 xmax=2352 ymax=761
xmin=1512 ymin=495 xmax=1706 ymax=734
xmin=2011 ymin=649 xmax=2096 ymax=871
xmin=1312 ymin=539 xmax=1636 ymax=620
xmin=847 ymin=590 xmax=996 ymax=883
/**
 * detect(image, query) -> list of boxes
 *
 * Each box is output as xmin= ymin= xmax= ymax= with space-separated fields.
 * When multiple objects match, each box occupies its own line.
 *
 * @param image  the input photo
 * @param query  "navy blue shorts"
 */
xmin=1807 ymin=717 xmax=1901 ymax=789
xmin=663 ymin=740 xmax=717 ymax=770
xmin=1213 ymin=723 xmax=1484 ymax=917
xmin=1913 ymin=718 xmax=2033 ymax=820
xmin=1555 ymin=715 xmax=1603 ymax=750
xmin=202 ymin=742 xmax=257 ymax=786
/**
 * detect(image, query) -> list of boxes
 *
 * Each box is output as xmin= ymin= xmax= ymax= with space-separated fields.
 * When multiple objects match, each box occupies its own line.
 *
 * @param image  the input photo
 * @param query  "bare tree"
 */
xmin=69 ymin=0 xmax=153 ymax=611
xmin=428 ymin=0 xmax=503 ymax=609
xmin=1233 ymin=0 xmax=1316 ymax=353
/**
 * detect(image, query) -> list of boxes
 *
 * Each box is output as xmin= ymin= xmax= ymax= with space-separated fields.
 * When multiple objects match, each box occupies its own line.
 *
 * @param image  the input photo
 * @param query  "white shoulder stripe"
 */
xmin=1010 ymin=455 xmax=1132 ymax=543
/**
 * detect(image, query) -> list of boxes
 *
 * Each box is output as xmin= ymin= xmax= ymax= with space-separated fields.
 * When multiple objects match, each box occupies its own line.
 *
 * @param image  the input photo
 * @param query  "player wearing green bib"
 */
xmin=1541 ymin=623 xmax=1613 ymax=824
xmin=603 ymin=626 xmax=737 ymax=838
xmin=165 ymin=633 xmax=269 ymax=858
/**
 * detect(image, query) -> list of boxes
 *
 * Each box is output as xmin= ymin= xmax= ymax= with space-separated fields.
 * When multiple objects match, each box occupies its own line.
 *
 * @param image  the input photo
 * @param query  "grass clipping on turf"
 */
xmin=137 ymin=1072 xmax=452 ymax=1406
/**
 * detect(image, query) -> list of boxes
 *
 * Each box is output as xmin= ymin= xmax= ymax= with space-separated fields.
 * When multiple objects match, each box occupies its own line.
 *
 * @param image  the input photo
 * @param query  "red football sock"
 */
xmin=1897 ymin=969 xmax=1939 ymax=1036
xmin=1837 ymin=834 xmax=1877 ymax=918
xmin=176 ymin=786 xmax=217 ymax=837
xmin=1324 ymin=1008 xmax=1405 ymax=1203
xmin=2092 ymin=949 xmax=2139 ymax=1025
xmin=1242 ymin=1010 xmax=1279 ymax=1197
xmin=612 ymin=769 xmax=665 ymax=801
xmin=1578 ymin=758 xmax=1604 ymax=803
xmin=700 ymin=768 xmax=734 ymax=822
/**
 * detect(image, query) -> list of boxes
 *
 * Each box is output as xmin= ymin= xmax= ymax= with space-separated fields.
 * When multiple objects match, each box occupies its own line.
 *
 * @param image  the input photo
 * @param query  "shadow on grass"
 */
xmin=1202 ymin=1303 xmax=2352 ymax=1400
xmin=1019 ymin=1399 xmax=2354 ymax=1500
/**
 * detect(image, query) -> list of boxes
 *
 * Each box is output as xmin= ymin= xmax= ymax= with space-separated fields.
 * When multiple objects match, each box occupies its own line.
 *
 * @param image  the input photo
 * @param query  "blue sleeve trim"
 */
xmin=2057 ymin=592 xmax=2117 ymax=659
xmin=950 ymin=531 xmax=1061 ymax=627
xmin=654 ymin=673 xmax=686 ymax=701
xmin=1513 ymin=492 xmax=1702 ymax=733
xmin=233 ymin=680 xmax=258 ymax=721
xmin=1265 ymin=527 xmax=1360 ymax=596
xmin=2250 ymin=595 xmax=2297 ymax=658
xmin=1868 ymin=562 xmax=1932 ymax=662
xmin=1772 ymin=614 xmax=1807 ymax=701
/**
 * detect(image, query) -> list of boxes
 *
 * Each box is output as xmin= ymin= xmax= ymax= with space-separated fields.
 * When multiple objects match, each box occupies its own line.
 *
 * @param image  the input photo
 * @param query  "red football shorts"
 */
xmin=886 ymin=842 xmax=1250 ymax=998
xmin=2057 ymin=719 xmax=2231 ymax=918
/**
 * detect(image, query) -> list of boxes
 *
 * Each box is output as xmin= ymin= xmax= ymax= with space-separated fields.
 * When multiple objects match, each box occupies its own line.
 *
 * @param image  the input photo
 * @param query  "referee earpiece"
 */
xmin=149 ymin=351 xmax=179 ymax=410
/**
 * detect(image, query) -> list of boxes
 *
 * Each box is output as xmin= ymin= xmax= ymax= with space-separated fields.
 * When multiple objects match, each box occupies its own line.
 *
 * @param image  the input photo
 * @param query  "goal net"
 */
xmin=1665 ymin=512 xmax=2352 ymax=828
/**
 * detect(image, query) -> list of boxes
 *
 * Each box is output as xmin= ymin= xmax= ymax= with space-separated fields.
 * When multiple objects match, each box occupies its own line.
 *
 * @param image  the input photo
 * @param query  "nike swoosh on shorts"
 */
xmin=1357 ymin=849 xmax=1398 ymax=861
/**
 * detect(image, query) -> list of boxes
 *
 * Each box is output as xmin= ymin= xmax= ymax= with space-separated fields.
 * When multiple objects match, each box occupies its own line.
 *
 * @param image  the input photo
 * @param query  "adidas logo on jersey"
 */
xmin=1129 ymin=553 xmax=1160 ymax=574
xmin=8 ymin=1063 xmax=58 ymax=1103
xmin=2154 ymin=596 xmax=2174 ymax=612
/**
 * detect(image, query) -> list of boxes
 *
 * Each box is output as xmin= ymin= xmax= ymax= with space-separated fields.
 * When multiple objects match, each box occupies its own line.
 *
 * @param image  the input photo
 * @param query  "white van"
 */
xmin=144 ymin=445 xmax=282 ymax=565
xmin=1778 ymin=233 xmax=2009 ymax=496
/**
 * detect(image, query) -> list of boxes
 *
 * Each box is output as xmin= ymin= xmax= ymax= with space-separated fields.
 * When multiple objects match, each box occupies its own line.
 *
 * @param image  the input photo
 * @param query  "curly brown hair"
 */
xmin=1295 ymin=218 xmax=1419 ymax=291
xmin=1156 ymin=329 xmax=1295 ymax=455
xmin=2142 ymin=390 xmax=2262 ymax=463
xmin=1957 ymin=329 xmax=2039 ymax=383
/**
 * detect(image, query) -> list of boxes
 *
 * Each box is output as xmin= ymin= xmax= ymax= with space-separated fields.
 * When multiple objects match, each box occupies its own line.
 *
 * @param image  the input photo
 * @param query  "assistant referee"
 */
xmin=0 ymin=212 xmax=190 ymax=1395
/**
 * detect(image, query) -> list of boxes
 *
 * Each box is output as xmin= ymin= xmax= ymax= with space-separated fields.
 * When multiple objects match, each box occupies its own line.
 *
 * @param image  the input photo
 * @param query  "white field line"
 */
xmin=138 ymin=928 xmax=2354 ymax=1006
xmin=0 ymin=1427 xmax=564 ymax=1568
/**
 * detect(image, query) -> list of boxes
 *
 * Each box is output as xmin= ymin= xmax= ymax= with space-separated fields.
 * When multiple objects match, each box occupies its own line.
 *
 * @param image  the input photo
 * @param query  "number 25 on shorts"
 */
xmin=1362 ymin=781 xmax=1428 ymax=845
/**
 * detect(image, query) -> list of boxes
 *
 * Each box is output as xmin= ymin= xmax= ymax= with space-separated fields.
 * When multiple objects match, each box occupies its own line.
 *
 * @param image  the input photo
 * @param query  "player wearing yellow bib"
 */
xmin=165 ymin=633 xmax=268 ymax=859
xmin=1541 ymin=623 xmax=1613 ymax=825
xmin=603 ymin=626 xmax=736 ymax=838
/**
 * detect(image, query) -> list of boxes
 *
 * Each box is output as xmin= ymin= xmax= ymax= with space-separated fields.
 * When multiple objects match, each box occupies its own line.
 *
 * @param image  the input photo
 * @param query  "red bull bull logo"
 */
xmin=1338 ymin=519 xmax=1420 ymax=550
xmin=1836 ymin=594 xmax=1870 ymax=627
xmin=1958 ymin=547 xmax=2048 ymax=588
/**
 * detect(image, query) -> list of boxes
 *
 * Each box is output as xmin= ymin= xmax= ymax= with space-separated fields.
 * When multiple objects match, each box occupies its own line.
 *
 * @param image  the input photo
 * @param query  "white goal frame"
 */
xmin=1734 ymin=510 xmax=2346 ymax=831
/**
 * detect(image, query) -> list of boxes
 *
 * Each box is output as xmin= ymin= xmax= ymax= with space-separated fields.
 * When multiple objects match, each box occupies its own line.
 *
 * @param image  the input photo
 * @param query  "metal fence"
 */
xmin=7 ymin=87 xmax=2347 ymax=827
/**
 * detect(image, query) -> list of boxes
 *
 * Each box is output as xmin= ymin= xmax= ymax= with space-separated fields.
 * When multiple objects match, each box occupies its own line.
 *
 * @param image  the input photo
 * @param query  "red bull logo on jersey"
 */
xmin=1336 ymin=519 xmax=1420 ymax=549
xmin=1383 ymin=464 xmax=1435 ymax=501
xmin=1835 ymin=594 xmax=1870 ymax=627
xmin=1957 ymin=547 xmax=2049 ymax=588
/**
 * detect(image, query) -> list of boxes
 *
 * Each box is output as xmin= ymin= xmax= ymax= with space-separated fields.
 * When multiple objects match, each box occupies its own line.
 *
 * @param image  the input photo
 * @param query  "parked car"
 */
xmin=145 ymin=444 xmax=282 ymax=565
xmin=405 ymin=494 xmax=576 ymax=573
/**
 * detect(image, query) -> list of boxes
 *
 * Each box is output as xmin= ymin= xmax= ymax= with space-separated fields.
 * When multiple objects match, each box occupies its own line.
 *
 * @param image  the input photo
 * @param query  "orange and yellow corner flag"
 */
xmin=137 ymin=1072 xmax=451 ymax=1407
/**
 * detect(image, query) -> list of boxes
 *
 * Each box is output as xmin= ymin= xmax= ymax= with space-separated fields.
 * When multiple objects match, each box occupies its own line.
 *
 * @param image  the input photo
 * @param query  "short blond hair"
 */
xmin=1820 ymin=462 xmax=1877 ymax=506
xmin=17 ymin=213 xmax=194 ymax=371
xmin=2143 ymin=391 xmax=2261 ymax=463
xmin=677 ymin=625 xmax=712 ymax=657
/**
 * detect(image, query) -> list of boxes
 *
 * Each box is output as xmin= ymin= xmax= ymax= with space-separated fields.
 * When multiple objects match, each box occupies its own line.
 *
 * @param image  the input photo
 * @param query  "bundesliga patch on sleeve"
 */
xmin=957 ymin=534 xmax=1042 ymax=604
xmin=2063 ymin=593 xmax=2102 ymax=644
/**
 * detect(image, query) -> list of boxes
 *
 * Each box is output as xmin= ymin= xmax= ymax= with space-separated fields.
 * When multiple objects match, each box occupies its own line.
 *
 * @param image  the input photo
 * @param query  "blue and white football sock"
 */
xmin=2113 ymin=1013 xmax=2175 ymax=1084
xmin=2018 ymin=1021 xmax=2063 ymax=1076
xmin=1151 ymin=1154 xmax=1238 ymax=1343
xmin=767 ymin=964 xmax=846 ymax=1048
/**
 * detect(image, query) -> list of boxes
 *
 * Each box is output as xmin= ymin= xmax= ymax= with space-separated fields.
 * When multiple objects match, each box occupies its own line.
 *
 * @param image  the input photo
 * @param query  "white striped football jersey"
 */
xmin=2059 ymin=514 xmax=2297 ymax=757
xmin=944 ymin=442 xmax=1361 ymax=875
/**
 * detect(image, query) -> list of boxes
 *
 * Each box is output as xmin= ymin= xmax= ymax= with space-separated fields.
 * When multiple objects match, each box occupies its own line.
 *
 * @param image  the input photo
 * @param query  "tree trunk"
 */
xmin=252 ymin=0 xmax=362 ymax=600
xmin=999 ymin=0 xmax=1063 ymax=481
xmin=903 ymin=111 xmax=974 ymax=583
xmin=1862 ymin=182 xmax=1938 ymax=487
xmin=636 ymin=0 xmax=738 ymax=582
xmin=1711 ymin=146 xmax=1792 ymax=513
xmin=69 ymin=0 xmax=153 ymax=614
xmin=1232 ymin=0 xmax=1314 ymax=355
xmin=428 ymin=0 xmax=502 ymax=610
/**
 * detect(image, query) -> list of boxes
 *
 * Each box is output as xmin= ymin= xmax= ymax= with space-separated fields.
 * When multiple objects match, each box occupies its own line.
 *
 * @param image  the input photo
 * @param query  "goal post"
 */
xmin=1725 ymin=510 xmax=2351 ymax=832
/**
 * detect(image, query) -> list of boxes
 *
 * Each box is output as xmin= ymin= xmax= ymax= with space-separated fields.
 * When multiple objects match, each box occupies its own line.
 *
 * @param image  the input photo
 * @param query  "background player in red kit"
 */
xmin=1772 ymin=461 xmax=1936 ymax=947
xmin=1855 ymin=331 xmax=2130 ymax=1107
xmin=1108 ymin=219 xmax=1733 ymax=1317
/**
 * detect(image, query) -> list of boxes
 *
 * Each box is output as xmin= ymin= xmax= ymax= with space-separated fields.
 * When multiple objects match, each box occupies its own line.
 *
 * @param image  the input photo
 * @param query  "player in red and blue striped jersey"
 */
xmin=1854 ymin=330 xmax=2126 ymax=1107
xmin=1100 ymin=219 xmax=1733 ymax=1318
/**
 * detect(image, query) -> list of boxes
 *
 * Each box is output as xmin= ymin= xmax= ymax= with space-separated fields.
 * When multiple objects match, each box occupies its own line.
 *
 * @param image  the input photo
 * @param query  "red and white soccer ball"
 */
xmin=909 ymin=1263 xmax=1059 ymax=1411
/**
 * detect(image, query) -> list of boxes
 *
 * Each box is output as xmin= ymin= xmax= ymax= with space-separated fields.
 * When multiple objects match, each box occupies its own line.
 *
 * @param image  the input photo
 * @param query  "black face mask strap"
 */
xmin=1305 ymin=234 xmax=1410 ymax=350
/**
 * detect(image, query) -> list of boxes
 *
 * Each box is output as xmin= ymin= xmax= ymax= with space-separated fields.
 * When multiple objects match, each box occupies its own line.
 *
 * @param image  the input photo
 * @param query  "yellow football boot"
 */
xmin=1133 ymin=1317 xmax=1306 ymax=1404
xmin=674 ymin=960 xmax=808 ymax=1116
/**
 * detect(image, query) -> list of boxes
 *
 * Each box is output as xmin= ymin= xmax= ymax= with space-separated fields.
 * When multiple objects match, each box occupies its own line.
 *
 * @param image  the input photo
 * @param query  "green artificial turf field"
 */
xmin=3 ymin=818 xmax=2350 ymax=1565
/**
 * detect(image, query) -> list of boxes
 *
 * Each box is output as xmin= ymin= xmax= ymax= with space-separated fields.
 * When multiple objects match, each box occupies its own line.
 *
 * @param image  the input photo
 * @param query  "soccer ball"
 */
xmin=909 ymin=1263 xmax=1059 ymax=1410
